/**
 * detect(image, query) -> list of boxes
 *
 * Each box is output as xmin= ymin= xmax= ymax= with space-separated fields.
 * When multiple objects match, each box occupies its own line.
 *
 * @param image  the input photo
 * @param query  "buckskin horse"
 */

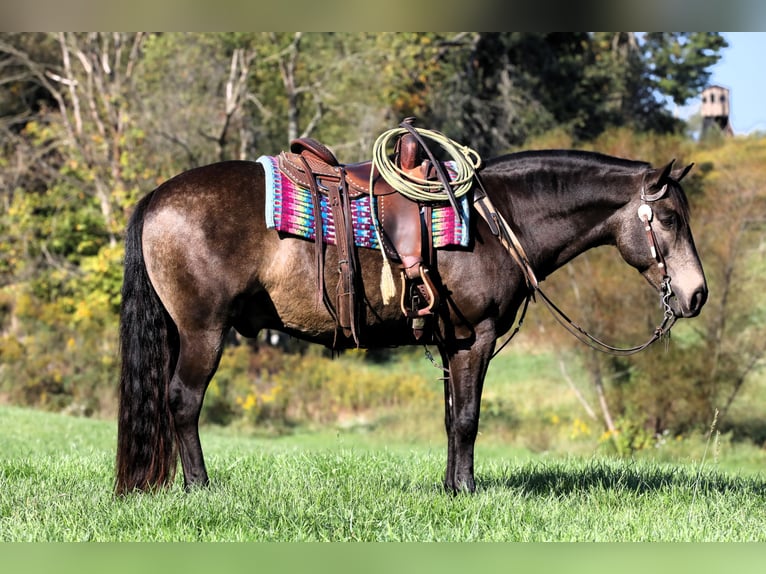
xmin=115 ymin=142 xmax=707 ymax=494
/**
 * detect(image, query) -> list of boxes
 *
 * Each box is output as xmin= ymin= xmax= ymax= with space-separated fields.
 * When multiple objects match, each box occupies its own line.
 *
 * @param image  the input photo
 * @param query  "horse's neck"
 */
xmin=508 ymin=172 xmax=632 ymax=280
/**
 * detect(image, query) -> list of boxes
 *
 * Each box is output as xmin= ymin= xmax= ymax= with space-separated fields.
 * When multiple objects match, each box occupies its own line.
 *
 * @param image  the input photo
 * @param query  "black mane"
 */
xmin=484 ymin=149 xmax=690 ymax=222
xmin=485 ymin=149 xmax=651 ymax=174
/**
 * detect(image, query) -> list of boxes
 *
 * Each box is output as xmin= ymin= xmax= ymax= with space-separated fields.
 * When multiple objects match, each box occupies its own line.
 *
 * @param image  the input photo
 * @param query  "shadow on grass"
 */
xmin=476 ymin=460 xmax=766 ymax=497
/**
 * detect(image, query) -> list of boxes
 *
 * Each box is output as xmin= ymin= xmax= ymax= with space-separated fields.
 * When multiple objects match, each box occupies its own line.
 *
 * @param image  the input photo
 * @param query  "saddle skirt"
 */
xmin=257 ymin=154 xmax=470 ymax=250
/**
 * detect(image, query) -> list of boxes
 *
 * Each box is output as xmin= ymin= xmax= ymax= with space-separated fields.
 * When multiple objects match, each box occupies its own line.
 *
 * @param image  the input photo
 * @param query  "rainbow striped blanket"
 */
xmin=257 ymin=155 xmax=470 ymax=250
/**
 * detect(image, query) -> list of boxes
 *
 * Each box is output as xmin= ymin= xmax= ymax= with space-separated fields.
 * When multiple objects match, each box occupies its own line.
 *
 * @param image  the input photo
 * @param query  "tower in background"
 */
xmin=701 ymin=85 xmax=734 ymax=137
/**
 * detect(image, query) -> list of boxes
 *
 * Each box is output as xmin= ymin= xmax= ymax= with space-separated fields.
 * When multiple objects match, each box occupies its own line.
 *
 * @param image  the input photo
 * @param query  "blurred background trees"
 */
xmin=4 ymin=32 xmax=763 ymax=452
xmin=531 ymin=131 xmax=766 ymax=453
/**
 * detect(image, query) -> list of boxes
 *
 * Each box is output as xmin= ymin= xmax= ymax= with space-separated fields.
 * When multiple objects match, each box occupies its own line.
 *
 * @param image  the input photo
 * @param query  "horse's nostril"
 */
xmin=690 ymin=286 xmax=708 ymax=315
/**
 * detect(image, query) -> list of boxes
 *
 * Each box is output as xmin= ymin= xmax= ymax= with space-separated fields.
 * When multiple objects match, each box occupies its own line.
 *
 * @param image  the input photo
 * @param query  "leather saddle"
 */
xmin=277 ymin=132 xmax=446 ymax=344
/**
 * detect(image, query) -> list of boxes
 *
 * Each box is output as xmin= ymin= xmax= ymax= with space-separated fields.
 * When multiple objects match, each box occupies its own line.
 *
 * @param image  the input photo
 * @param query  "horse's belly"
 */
xmin=258 ymin=238 xmax=413 ymax=346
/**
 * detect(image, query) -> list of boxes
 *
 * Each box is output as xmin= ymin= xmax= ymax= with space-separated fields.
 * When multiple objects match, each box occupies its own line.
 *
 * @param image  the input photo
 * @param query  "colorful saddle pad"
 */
xmin=257 ymin=155 xmax=470 ymax=249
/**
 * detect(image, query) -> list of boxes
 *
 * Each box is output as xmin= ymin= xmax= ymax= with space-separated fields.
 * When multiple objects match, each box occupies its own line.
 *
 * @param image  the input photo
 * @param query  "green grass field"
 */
xmin=2 ymin=403 xmax=765 ymax=542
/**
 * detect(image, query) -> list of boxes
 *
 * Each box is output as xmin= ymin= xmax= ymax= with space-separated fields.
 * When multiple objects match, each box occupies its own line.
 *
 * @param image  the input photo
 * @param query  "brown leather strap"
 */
xmin=326 ymin=170 xmax=360 ymax=345
xmin=299 ymin=155 xmax=334 ymax=319
xmin=340 ymin=173 xmax=361 ymax=344
xmin=422 ymin=204 xmax=435 ymax=273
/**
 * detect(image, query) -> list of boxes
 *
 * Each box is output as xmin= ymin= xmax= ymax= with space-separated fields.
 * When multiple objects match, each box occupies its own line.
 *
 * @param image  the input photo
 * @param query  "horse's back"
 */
xmin=147 ymin=160 xmax=265 ymax=226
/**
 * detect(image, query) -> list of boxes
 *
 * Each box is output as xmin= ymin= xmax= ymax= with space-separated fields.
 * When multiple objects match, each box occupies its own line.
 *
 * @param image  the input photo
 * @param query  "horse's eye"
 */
xmin=659 ymin=213 xmax=677 ymax=229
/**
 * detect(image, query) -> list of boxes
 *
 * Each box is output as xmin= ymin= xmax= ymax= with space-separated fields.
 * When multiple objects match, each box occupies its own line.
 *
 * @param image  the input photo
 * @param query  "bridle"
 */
xmin=474 ymin=171 xmax=678 ymax=358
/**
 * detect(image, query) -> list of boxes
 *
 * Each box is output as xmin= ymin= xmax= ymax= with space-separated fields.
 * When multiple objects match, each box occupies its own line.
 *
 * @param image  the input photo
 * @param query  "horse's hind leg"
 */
xmin=169 ymin=327 xmax=227 ymax=489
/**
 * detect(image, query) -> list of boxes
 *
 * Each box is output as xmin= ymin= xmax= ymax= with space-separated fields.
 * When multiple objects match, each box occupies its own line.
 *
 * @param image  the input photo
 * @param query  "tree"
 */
xmin=643 ymin=32 xmax=729 ymax=107
xmin=136 ymin=33 xmax=257 ymax=169
xmin=424 ymin=33 xmax=728 ymax=156
xmin=0 ymin=33 xmax=153 ymax=412
xmin=687 ymin=139 xmax=766 ymax=426
xmin=0 ymin=33 xmax=743 ymax=424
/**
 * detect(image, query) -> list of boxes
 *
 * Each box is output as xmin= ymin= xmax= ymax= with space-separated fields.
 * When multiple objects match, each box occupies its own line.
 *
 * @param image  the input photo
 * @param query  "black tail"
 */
xmin=115 ymin=192 xmax=178 ymax=494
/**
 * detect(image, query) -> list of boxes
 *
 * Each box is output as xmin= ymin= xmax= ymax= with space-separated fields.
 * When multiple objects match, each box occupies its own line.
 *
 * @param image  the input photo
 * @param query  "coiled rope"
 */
xmin=370 ymin=126 xmax=482 ymax=203
xmin=369 ymin=125 xmax=483 ymax=303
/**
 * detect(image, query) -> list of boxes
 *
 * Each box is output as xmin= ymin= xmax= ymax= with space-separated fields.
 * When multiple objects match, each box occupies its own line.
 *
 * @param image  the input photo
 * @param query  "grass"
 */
xmin=2 ymin=404 xmax=766 ymax=542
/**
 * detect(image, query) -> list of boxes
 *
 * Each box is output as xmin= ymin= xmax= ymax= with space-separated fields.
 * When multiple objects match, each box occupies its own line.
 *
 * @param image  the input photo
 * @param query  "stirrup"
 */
xmin=399 ymin=264 xmax=439 ymax=318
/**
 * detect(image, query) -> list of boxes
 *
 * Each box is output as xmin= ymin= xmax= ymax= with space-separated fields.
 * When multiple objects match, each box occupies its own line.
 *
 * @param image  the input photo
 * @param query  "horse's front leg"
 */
xmin=440 ymin=325 xmax=496 ymax=493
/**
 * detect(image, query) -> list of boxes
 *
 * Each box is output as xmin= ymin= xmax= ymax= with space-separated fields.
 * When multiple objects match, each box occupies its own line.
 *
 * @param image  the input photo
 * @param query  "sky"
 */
xmin=679 ymin=32 xmax=766 ymax=134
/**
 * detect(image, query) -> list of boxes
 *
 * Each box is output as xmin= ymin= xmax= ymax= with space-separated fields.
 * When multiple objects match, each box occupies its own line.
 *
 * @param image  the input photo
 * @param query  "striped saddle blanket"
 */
xmin=257 ymin=155 xmax=470 ymax=250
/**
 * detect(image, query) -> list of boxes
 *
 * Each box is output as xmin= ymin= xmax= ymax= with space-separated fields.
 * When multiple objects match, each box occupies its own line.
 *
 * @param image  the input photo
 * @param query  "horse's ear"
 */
xmin=646 ymin=159 xmax=675 ymax=197
xmin=656 ymin=159 xmax=676 ymax=184
xmin=672 ymin=163 xmax=694 ymax=182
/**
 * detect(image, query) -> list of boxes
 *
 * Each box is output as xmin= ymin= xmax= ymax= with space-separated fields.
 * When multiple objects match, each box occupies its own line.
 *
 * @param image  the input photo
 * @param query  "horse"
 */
xmin=115 ymin=149 xmax=707 ymax=495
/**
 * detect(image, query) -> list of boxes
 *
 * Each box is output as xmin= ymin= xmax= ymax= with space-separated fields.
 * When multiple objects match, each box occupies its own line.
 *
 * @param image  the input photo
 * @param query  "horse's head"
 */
xmin=615 ymin=160 xmax=708 ymax=318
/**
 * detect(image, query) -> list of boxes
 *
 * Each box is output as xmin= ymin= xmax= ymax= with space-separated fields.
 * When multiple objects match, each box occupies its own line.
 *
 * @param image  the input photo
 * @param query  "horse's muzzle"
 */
xmin=670 ymin=284 xmax=708 ymax=318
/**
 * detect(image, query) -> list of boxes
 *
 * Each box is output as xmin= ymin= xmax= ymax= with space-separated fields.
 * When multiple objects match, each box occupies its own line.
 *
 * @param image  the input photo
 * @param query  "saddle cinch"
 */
xmin=277 ymin=132 xmax=450 ymax=345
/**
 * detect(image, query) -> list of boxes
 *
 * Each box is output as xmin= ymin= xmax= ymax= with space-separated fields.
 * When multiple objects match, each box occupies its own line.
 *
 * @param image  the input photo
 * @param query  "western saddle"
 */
xmin=277 ymin=123 xmax=459 ymax=345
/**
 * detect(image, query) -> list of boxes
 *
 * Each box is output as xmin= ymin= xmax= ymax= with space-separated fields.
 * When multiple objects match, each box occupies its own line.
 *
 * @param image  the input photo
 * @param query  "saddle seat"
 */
xmin=277 ymin=134 xmax=446 ymax=343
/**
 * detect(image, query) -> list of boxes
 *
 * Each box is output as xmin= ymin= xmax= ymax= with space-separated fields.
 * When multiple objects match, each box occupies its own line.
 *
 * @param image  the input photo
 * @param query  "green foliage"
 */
xmin=203 ymin=345 xmax=438 ymax=429
xmin=0 ymin=242 xmax=122 ymax=415
xmin=643 ymin=33 xmax=729 ymax=106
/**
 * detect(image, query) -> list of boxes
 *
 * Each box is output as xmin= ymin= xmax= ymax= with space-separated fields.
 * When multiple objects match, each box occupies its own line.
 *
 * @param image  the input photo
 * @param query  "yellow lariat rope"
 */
xmin=369 ymin=126 xmax=483 ymax=304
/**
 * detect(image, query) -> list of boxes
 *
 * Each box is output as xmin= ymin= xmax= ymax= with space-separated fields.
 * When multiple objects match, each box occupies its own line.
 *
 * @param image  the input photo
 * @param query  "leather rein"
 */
xmin=473 ymin=174 xmax=677 ymax=358
xmin=366 ymin=123 xmax=675 ymax=358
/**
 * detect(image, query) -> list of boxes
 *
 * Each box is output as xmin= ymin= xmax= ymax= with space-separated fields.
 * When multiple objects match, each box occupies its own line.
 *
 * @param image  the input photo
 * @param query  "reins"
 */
xmin=368 ymin=122 xmax=678 ymax=358
xmin=473 ymin=170 xmax=678 ymax=358
xmin=534 ymin=281 xmax=676 ymax=356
